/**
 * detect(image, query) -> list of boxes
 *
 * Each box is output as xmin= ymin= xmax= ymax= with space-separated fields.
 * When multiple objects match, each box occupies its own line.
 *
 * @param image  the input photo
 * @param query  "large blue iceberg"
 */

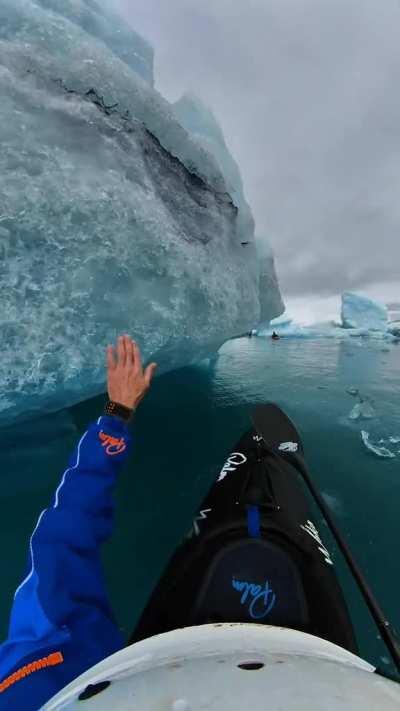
xmin=0 ymin=0 xmax=282 ymax=426
xmin=341 ymin=292 xmax=388 ymax=332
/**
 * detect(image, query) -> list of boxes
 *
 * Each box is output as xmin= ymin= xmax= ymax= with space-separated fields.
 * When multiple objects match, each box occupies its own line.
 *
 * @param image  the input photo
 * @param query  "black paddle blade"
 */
xmin=251 ymin=403 xmax=304 ymax=456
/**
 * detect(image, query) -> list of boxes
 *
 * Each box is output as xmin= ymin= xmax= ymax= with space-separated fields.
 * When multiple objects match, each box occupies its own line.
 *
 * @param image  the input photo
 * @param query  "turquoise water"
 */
xmin=0 ymin=336 xmax=399 ymax=676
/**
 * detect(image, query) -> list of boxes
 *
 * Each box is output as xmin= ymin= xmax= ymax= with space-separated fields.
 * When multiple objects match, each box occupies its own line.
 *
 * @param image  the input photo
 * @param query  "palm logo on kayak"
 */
xmin=99 ymin=431 xmax=127 ymax=456
xmin=217 ymin=452 xmax=247 ymax=482
xmin=232 ymin=577 xmax=276 ymax=620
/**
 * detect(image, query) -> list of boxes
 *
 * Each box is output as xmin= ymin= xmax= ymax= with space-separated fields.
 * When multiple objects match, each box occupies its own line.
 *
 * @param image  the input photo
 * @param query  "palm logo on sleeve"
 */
xmin=99 ymin=431 xmax=127 ymax=456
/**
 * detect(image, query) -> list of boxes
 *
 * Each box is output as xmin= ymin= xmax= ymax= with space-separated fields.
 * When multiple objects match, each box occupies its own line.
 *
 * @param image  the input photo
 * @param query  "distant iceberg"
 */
xmin=257 ymin=292 xmax=397 ymax=342
xmin=341 ymin=292 xmax=388 ymax=332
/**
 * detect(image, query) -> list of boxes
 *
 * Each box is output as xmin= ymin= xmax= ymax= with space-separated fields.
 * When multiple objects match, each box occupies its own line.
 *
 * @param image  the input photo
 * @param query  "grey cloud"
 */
xmin=113 ymin=0 xmax=400 ymax=297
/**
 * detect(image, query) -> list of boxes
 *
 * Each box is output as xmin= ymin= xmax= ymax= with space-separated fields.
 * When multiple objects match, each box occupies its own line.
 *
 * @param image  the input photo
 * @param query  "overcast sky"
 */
xmin=114 ymin=0 xmax=399 ymax=307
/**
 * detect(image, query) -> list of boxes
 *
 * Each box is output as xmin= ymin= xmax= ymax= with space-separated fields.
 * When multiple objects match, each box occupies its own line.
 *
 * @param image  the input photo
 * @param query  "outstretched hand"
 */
xmin=106 ymin=335 xmax=157 ymax=411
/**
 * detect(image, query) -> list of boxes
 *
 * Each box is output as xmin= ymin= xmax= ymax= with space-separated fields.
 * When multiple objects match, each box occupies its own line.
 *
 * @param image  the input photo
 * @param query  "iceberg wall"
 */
xmin=256 ymin=239 xmax=284 ymax=321
xmin=30 ymin=0 xmax=155 ymax=86
xmin=173 ymin=93 xmax=284 ymax=322
xmin=0 ymin=0 xmax=283 ymax=426
xmin=173 ymin=92 xmax=254 ymax=240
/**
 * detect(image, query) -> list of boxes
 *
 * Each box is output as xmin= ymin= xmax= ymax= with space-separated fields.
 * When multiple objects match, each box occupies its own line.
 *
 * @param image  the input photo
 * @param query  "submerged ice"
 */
xmin=0 ymin=0 xmax=282 ymax=426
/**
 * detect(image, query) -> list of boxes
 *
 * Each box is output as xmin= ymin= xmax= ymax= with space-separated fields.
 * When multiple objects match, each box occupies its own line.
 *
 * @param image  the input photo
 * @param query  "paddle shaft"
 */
xmin=285 ymin=451 xmax=400 ymax=675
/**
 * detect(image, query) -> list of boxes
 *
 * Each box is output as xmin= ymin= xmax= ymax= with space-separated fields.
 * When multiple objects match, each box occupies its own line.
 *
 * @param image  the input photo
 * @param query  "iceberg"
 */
xmin=257 ymin=291 xmax=397 ymax=342
xmin=341 ymin=292 xmax=388 ymax=332
xmin=257 ymin=240 xmax=284 ymax=322
xmin=172 ymin=92 xmax=252 ymax=232
xmin=0 ymin=0 xmax=283 ymax=427
xmin=172 ymin=93 xmax=283 ymax=322
xmin=31 ymin=0 xmax=155 ymax=86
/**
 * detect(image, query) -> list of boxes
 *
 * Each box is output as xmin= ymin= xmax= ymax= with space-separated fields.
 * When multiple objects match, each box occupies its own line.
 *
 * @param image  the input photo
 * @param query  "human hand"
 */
xmin=106 ymin=335 xmax=157 ymax=411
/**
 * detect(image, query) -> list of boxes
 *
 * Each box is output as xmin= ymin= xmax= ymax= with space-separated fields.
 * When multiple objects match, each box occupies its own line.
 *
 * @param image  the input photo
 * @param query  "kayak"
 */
xmin=44 ymin=404 xmax=400 ymax=709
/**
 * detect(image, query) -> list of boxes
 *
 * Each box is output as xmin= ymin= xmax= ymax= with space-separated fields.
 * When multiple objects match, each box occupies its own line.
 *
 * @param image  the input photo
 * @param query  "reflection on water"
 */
xmin=0 ymin=337 xmax=399 ymax=674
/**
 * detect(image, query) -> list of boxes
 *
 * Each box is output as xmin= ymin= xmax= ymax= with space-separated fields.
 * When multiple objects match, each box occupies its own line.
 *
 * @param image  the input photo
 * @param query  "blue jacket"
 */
xmin=0 ymin=415 xmax=132 ymax=710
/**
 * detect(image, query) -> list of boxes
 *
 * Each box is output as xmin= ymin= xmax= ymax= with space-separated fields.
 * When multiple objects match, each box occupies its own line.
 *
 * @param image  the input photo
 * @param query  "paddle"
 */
xmin=252 ymin=403 xmax=400 ymax=677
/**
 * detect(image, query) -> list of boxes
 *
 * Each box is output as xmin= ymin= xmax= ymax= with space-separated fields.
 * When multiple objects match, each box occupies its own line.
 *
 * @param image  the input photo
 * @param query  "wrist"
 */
xmin=104 ymin=399 xmax=134 ymax=422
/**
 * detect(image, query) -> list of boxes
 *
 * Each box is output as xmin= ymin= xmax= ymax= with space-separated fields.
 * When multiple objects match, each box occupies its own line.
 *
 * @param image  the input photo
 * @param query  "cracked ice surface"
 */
xmin=0 ymin=0 xmax=282 ymax=426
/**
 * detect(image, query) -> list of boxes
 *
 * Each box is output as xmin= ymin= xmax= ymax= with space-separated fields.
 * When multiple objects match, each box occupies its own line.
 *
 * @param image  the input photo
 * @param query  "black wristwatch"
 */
xmin=104 ymin=400 xmax=134 ymax=423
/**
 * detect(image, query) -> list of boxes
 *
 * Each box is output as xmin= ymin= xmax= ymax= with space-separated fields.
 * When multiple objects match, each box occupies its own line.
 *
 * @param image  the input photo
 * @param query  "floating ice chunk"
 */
xmin=388 ymin=321 xmax=400 ymax=338
xmin=341 ymin=292 xmax=388 ymax=332
xmin=361 ymin=431 xmax=395 ymax=459
xmin=389 ymin=436 xmax=400 ymax=444
xmin=348 ymin=401 xmax=376 ymax=421
xmin=346 ymin=387 xmax=359 ymax=396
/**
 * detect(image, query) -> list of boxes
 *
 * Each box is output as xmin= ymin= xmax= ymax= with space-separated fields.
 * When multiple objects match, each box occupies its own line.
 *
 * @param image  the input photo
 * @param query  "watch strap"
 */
xmin=104 ymin=400 xmax=133 ymax=422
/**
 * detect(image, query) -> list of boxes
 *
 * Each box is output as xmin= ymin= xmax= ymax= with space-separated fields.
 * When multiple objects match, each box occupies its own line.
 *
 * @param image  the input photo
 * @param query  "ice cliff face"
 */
xmin=256 ymin=240 xmax=284 ymax=321
xmin=0 ymin=0 xmax=282 ymax=426
xmin=173 ymin=93 xmax=284 ymax=321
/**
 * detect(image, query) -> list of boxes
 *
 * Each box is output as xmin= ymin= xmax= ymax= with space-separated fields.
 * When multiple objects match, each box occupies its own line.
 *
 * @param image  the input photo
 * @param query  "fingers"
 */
xmin=125 ymin=335 xmax=135 ymax=365
xmin=132 ymin=339 xmax=142 ymax=372
xmin=115 ymin=335 xmax=147 ymax=374
xmin=106 ymin=344 xmax=117 ymax=370
xmin=144 ymin=362 xmax=157 ymax=388
xmin=117 ymin=334 xmax=128 ymax=366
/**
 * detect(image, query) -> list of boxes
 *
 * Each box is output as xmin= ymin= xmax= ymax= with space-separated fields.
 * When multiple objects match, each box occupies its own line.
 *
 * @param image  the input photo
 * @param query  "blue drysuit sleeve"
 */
xmin=0 ymin=415 xmax=132 ymax=710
